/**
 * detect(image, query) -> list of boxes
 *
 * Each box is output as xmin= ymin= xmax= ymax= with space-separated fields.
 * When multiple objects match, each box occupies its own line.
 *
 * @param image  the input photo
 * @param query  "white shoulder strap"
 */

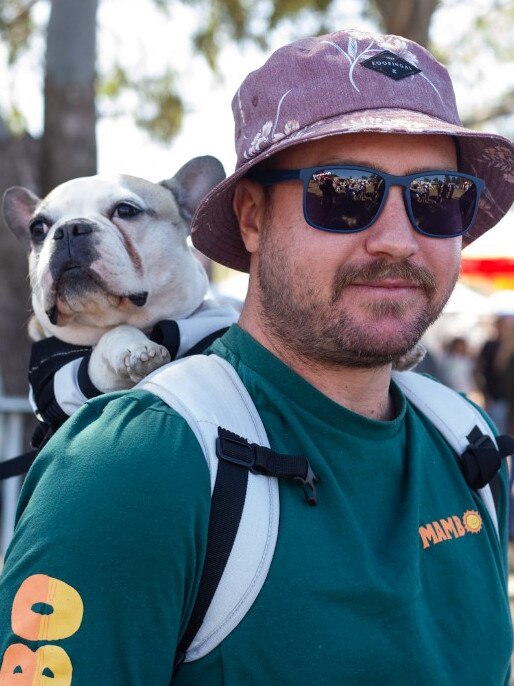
xmin=392 ymin=370 xmax=499 ymax=538
xmin=138 ymin=354 xmax=280 ymax=662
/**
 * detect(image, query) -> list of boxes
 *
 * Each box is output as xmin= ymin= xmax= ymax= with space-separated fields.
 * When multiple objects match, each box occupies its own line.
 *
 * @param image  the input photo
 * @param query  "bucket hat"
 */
xmin=191 ymin=28 xmax=514 ymax=272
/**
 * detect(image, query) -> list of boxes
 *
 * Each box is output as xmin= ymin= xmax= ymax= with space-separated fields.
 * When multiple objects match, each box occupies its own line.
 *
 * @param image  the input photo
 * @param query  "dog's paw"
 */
xmin=123 ymin=342 xmax=171 ymax=383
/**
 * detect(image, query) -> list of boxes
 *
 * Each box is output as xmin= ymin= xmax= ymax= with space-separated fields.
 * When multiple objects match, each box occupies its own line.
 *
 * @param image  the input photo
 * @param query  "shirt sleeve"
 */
xmin=0 ymin=389 xmax=211 ymax=686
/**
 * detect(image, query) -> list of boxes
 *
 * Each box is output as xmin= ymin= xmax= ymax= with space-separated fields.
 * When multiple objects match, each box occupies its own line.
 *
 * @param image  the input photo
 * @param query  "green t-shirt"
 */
xmin=0 ymin=325 xmax=511 ymax=685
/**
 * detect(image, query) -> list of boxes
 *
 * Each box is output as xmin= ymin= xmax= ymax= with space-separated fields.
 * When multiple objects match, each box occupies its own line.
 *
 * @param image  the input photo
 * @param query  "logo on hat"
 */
xmin=361 ymin=49 xmax=421 ymax=81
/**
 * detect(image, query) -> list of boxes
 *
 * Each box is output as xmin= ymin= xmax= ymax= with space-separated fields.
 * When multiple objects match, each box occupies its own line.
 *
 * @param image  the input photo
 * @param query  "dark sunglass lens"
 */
xmin=305 ymin=169 xmax=385 ymax=231
xmin=410 ymin=174 xmax=477 ymax=236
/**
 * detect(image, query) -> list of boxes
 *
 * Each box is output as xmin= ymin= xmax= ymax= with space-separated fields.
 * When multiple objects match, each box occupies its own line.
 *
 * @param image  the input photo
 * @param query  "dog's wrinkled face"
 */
xmin=2 ymin=156 xmax=225 ymax=345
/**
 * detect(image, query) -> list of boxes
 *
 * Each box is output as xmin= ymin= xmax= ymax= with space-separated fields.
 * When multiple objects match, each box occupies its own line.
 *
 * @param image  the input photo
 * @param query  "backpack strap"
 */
xmin=0 ymin=450 xmax=38 ymax=479
xmin=139 ymin=354 xmax=280 ymax=664
xmin=393 ymin=370 xmax=513 ymax=539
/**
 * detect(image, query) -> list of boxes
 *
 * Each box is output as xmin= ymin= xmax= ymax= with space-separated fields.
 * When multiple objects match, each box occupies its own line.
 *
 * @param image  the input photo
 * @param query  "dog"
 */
xmin=2 ymin=155 xmax=226 ymax=394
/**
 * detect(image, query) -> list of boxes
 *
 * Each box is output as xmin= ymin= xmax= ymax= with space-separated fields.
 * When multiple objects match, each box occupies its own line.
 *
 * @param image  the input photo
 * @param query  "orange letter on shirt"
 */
xmin=11 ymin=575 xmax=83 ymax=641
xmin=0 ymin=643 xmax=72 ymax=685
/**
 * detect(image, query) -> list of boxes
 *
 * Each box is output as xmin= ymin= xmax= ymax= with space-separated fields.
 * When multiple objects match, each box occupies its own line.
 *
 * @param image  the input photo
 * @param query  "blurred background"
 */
xmin=0 ymin=0 xmax=513 ymax=553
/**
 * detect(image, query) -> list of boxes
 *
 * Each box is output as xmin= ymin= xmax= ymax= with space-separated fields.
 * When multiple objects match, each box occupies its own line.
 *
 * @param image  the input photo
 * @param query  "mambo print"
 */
xmin=419 ymin=510 xmax=483 ymax=549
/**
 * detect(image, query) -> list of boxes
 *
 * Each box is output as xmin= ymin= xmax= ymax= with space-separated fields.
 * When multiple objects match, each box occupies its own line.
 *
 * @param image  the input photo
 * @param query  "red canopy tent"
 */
xmin=460 ymin=256 xmax=514 ymax=290
xmin=460 ymin=214 xmax=514 ymax=291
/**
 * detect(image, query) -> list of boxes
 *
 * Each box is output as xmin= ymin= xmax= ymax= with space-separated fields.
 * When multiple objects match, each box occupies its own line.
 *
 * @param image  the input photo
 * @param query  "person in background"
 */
xmin=439 ymin=336 xmax=476 ymax=394
xmin=499 ymin=321 xmax=514 ymax=539
xmin=503 ymin=328 xmax=514 ymax=435
xmin=476 ymin=316 xmax=511 ymax=433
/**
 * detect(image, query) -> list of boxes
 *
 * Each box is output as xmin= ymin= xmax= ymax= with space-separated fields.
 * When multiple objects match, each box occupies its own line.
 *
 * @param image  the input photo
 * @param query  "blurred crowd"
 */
xmin=420 ymin=316 xmax=514 ymax=538
xmin=423 ymin=316 xmax=514 ymax=435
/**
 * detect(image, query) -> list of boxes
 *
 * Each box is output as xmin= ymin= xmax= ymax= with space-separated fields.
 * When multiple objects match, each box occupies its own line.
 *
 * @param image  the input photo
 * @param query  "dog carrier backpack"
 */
xmin=138 ymin=354 xmax=512 ymax=674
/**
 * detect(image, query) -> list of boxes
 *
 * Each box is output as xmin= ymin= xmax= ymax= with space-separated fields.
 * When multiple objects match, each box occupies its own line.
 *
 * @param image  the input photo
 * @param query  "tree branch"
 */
xmin=461 ymin=90 xmax=514 ymax=128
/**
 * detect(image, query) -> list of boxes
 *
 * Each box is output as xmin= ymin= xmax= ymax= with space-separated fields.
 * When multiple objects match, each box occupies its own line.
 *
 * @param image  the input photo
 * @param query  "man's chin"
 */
xmin=316 ymin=316 xmax=433 ymax=368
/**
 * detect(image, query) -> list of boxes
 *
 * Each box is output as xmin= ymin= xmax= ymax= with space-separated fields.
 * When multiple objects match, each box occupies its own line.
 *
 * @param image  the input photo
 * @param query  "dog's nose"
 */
xmin=54 ymin=221 xmax=94 ymax=240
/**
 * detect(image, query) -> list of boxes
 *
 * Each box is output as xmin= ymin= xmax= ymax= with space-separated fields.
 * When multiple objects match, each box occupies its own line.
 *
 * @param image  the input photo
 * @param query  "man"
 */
xmin=1 ymin=29 xmax=514 ymax=685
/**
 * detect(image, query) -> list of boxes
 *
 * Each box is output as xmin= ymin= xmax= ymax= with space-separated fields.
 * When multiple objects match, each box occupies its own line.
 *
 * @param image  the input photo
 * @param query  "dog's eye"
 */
xmin=29 ymin=219 xmax=47 ymax=241
xmin=114 ymin=203 xmax=141 ymax=220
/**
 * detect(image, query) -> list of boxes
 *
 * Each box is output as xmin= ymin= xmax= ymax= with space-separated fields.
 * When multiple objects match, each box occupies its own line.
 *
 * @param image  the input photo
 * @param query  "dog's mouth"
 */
xmin=46 ymin=264 xmax=149 ymax=326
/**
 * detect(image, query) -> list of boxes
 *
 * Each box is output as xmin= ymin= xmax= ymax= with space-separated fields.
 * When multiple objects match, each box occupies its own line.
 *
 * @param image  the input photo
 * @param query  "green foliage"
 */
xmin=269 ymin=0 xmax=333 ymax=29
xmin=5 ymin=103 xmax=27 ymax=135
xmin=98 ymin=64 xmax=184 ymax=143
xmin=133 ymin=71 xmax=184 ymax=142
xmin=472 ymin=2 xmax=514 ymax=60
xmin=98 ymin=64 xmax=129 ymax=99
xmin=185 ymin=0 xmax=338 ymax=72
xmin=0 ymin=0 xmax=37 ymax=64
xmin=190 ymin=0 xmax=255 ymax=71
xmin=148 ymin=0 xmax=172 ymax=15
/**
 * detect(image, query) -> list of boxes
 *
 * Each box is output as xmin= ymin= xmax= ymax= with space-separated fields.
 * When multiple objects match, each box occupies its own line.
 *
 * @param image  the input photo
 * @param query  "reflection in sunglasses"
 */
xmin=308 ymin=172 xmax=386 ymax=231
xmin=306 ymin=170 xmax=478 ymax=235
xmin=247 ymin=165 xmax=484 ymax=237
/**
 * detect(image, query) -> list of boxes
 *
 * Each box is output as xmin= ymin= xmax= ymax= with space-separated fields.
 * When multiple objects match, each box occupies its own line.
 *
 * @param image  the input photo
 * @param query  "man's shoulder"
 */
xmin=26 ymin=385 xmax=211 ymax=499
xmin=83 ymin=386 xmax=188 ymax=422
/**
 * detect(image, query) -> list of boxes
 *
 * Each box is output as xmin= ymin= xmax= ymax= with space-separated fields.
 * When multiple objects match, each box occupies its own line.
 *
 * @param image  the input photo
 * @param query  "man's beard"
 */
xmin=257 ymin=221 xmax=458 ymax=369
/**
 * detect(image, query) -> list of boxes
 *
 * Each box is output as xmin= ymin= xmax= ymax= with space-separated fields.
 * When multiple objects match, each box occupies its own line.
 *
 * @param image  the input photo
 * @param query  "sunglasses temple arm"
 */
xmin=247 ymin=169 xmax=302 ymax=185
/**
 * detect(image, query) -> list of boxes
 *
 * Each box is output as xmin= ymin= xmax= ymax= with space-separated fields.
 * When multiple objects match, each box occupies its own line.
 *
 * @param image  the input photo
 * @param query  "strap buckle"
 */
xmin=216 ymin=428 xmax=319 ymax=506
xmin=461 ymin=427 xmax=503 ymax=490
xmin=294 ymin=465 xmax=319 ymax=506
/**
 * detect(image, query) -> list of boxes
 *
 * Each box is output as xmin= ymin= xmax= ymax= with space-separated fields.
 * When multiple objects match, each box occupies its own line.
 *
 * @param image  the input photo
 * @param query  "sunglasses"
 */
xmin=247 ymin=165 xmax=485 ymax=238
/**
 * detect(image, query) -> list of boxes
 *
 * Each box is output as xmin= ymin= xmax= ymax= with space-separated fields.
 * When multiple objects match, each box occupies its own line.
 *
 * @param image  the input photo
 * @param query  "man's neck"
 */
xmin=237 ymin=314 xmax=395 ymax=421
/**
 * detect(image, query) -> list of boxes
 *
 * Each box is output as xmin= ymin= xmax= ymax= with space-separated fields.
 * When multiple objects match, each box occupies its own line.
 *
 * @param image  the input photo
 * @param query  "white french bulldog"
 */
xmin=2 ymin=156 xmax=225 ymax=392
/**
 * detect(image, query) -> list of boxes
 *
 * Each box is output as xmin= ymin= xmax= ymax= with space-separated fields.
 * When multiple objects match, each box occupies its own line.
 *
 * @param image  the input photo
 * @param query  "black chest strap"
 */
xmin=172 ymin=428 xmax=318 ymax=677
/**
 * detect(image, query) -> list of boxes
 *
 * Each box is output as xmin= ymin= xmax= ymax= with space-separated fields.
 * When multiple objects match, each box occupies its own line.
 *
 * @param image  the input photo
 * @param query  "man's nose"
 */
xmin=364 ymin=186 xmax=419 ymax=259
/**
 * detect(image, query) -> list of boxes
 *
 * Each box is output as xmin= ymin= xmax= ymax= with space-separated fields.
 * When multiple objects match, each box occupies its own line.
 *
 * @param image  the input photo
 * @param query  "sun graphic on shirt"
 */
xmin=463 ymin=510 xmax=482 ymax=534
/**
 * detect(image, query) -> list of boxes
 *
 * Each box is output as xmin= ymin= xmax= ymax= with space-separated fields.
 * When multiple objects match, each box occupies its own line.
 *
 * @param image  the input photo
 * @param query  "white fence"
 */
xmin=0 ymin=395 xmax=32 ymax=558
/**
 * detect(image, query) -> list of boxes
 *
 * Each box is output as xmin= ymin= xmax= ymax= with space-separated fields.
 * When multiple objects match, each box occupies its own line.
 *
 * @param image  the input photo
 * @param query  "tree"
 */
xmin=0 ymin=0 xmax=100 ymax=405
xmin=372 ymin=0 xmax=439 ymax=47
xmin=42 ymin=0 xmax=98 ymax=193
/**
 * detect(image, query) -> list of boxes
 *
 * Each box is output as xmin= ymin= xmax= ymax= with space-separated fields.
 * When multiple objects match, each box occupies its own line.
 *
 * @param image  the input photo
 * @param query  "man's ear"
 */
xmin=233 ymin=179 xmax=267 ymax=256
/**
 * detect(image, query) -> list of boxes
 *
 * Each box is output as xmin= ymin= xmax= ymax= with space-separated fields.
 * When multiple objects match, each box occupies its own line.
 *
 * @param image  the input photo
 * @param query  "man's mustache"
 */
xmin=332 ymin=259 xmax=437 ymax=302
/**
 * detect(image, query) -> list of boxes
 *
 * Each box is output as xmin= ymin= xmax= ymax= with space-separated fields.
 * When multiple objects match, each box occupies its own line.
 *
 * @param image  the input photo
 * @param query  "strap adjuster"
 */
xmin=216 ymin=432 xmax=256 ymax=469
xmin=216 ymin=428 xmax=319 ymax=505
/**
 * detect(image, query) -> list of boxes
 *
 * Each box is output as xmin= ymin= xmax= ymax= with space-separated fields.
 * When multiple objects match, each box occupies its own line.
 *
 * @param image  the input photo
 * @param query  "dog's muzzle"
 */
xmin=49 ymin=219 xmax=100 ymax=280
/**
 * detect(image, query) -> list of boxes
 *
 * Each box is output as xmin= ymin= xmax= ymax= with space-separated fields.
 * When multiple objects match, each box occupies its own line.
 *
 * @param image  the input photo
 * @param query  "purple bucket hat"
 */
xmin=191 ymin=28 xmax=514 ymax=272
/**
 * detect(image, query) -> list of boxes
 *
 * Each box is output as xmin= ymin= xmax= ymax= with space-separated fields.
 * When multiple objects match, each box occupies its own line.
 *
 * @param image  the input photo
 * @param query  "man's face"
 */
xmin=245 ymin=132 xmax=461 ymax=369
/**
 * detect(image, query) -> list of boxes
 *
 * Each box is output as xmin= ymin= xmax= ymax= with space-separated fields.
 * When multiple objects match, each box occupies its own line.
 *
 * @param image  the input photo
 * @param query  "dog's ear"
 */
xmin=2 ymin=186 xmax=41 ymax=252
xmin=160 ymin=155 xmax=225 ymax=227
